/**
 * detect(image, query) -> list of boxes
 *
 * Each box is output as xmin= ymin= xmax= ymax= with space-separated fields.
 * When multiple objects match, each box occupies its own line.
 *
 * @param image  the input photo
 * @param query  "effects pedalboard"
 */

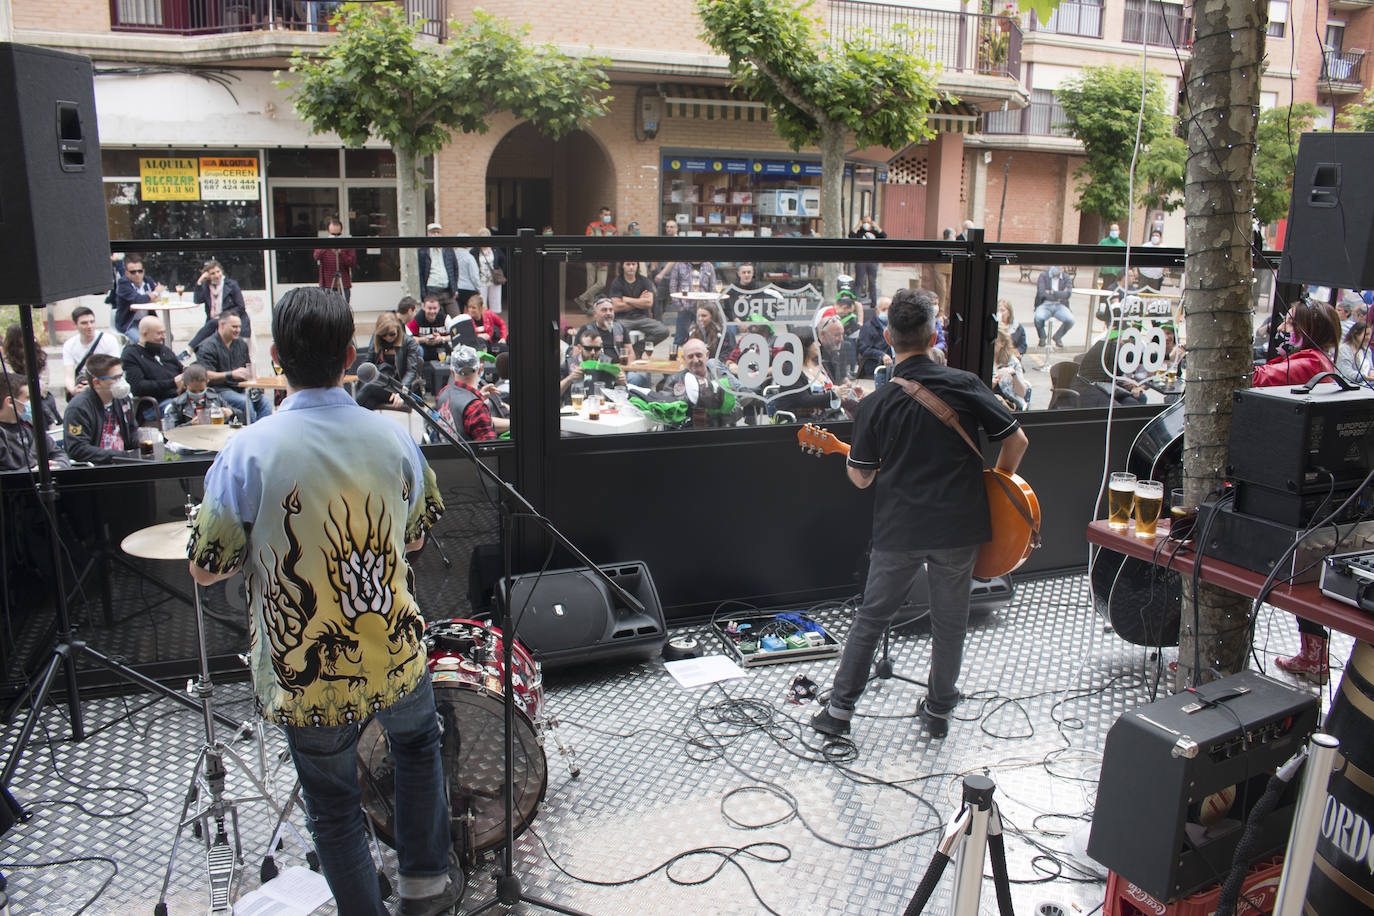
xmin=1320 ymin=550 xmax=1374 ymax=613
xmin=711 ymin=612 xmax=841 ymax=667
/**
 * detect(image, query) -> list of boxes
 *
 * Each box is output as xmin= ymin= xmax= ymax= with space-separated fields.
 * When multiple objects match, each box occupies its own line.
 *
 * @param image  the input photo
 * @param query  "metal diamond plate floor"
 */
xmin=0 ymin=572 xmax=1347 ymax=915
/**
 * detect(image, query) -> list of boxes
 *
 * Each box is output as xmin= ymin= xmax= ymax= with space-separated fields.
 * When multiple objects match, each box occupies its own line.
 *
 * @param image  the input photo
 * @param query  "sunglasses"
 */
xmin=581 ymin=345 xmax=602 ymax=352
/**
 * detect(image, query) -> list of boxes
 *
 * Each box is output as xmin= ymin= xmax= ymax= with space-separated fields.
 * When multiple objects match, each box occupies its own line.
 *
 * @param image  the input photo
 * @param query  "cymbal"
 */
xmin=121 ymin=520 xmax=195 ymax=561
xmin=164 ymin=424 xmax=239 ymax=451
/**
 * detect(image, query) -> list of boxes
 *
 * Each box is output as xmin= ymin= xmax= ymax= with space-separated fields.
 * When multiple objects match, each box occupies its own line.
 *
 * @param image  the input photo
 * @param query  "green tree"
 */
xmin=1338 ymin=89 xmax=1374 ymax=131
xmin=698 ymin=0 xmax=945 ymax=239
xmin=282 ymin=2 xmax=609 ymax=295
xmin=1057 ymin=65 xmax=1176 ymax=224
xmin=1255 ymin=102 xmax=1323 ymax=225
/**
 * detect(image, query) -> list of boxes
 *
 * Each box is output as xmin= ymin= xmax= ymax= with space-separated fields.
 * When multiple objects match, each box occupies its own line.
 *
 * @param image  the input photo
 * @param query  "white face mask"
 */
xmin=109 ymin=379 xmax=131 ymax=401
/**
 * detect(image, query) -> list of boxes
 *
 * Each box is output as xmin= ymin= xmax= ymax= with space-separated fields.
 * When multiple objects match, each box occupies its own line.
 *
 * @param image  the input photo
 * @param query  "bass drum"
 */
xmin=1090 ymin=401 xmax=1185 ymax=646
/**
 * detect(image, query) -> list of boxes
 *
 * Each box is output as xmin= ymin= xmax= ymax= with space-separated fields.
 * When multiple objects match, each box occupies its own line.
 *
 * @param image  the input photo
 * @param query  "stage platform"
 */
xmin=0 ymin=571 xmax=1345 ymax=915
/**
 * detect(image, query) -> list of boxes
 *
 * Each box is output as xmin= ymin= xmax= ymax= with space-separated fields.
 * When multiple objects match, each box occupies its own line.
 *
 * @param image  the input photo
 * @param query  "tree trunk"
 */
xmin=1177 ymin=0 xmax=1265 ymax=688
xmin=819 ymin=124 xmax=847 ymax=301
xmin=396 ymin=144 xmax=425 ymax=300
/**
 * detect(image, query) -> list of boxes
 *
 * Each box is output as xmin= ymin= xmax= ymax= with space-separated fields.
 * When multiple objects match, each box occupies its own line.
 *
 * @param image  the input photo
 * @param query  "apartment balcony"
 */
xmin=108 ymin=0 xmax=446 ymax=40
xmin=1329 ymin=0 xmax=1374 ymax=12
xmin=1321 ymin=49 xmax=1367 ymax=94
xmin=982 ymin=98 xmax=1071 ymax=138
xmin=828 ymin=0 xmax=1025 ymax=110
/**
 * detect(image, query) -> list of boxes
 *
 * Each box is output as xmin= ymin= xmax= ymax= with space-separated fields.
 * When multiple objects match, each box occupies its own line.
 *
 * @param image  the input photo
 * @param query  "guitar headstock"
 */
xmin=797 ymin=423 xmax=848 ymax=457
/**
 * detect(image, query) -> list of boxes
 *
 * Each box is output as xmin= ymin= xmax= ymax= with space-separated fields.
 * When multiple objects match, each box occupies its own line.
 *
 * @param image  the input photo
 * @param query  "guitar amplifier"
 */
xmin=1087 ymin=670 xmax=1317 ymax=902
xmin=1196 ymin=498 xmax=1374 ymax=583
xmin=1226 ymin=384 xmax=1374 ymax=494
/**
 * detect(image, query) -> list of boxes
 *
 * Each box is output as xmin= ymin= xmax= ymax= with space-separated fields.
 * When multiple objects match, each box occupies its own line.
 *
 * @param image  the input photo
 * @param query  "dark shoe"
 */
xmin=917 ymin=699 xmax=949 ymax=739
xmin=399 ymin=861 xmax=465 ymax=916
xmin=810 ymin=708 xmax=851 ymax=737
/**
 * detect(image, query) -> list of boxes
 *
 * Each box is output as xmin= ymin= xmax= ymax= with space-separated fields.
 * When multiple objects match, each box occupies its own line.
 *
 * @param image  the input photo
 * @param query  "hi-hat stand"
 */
xmin=901 ymin=774 xmax=1014 ymax=916
xmin=0 ymin=303 xmax=237 ymax=836
xmin=378 ymin=368 xmax=641 ymax=915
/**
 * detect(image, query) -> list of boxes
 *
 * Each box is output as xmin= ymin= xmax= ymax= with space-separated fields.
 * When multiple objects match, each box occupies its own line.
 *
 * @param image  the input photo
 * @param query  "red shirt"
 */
xmin=1251 ymin=348 xmax=1337 ymax=388
xmin=584 ymin=221 xmax=618 ymax=236
xmin=476 ymin=311 xmax=507 ymax=345
xmin=313 ymin=246 xmax=357 ymax=290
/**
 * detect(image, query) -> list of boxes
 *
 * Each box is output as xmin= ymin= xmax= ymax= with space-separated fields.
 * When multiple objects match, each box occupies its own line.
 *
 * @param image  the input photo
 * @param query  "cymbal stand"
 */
xmin=153 ymin=576 xmax=288 ymax=916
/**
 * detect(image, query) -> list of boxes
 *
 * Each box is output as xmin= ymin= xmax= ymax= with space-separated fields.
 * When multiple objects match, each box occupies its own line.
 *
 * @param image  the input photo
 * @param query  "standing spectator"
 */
xmin=668 ymin=260 xmax=717 ymax=348
xmin=576 ymin=206 xmax=617 ymax=312
xmin=608 ymin=261 xmax=670 ymax=354
xmin=188 ymin=259 xmax=250 ymax=351
xmin=849 ymin=216 xmax=887 ymax=302
xmin=1033 ymin=266 xmax=1074 ymax=349
xmin=4 ymin=323 xmax=59 ymax=428
xmin=723 ymin=262 xmax=763 ymax=323
xmin=62 ymin=306 xmax=122 ymax=399
xmin=471 ymin=229 xmax=507 ymax=315
xmin=112 ymin=254 xmax=164 ymax=342
xmin=121 ymin=315 xmax=185 ymax=420
xmin=651 ymin=219 xmax=681 ymax=321
xmin=856 ymin=296 xmax=892 ymax=379
xmin=0 ymin=372 xmax=68 ymax=471
xmin=63 ymin=354 xmax=137 ymax=464
xmin=197 ymin=314 xmax=272 ymax=423
xmin=1097 ymin=221 xmax=1127 ymax=287
xmin=313 ymin=218 xmax=356 ymax=303
xmin=1136 ymin=230 xmax=1165 ymax=291
xmin=417 ymin=223 xmax=459 ymax=301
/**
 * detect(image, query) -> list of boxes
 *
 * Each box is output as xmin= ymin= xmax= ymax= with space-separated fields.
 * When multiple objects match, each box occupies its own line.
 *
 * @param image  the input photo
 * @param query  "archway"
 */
xmin=485 ymin=123 xmax=617 ymax=234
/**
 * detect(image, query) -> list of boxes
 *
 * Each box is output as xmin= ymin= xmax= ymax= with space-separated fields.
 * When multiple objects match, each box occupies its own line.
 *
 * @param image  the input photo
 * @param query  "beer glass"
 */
xmin=210 ymin=405 xmax=225 ymax=425
xmin=1108 ymin=472 xmax=1136 ymax=530
xmin=1134 ymin=480 xmax=1164 ymax=538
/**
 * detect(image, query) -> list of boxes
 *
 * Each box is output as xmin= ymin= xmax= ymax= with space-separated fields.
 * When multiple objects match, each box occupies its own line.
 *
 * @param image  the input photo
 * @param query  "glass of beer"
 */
xmin=1108 ymin=472 xmax=1136 ymax=530
xmin=586 ymin=395 xmax=601 ymax=421
xmin=210 ymin=405 xmax=225 ymax=425
xmin=570 ymin=386 xmax=585 ymax=410
xmin=1134 ymin=479 xmax=1164 ymax=538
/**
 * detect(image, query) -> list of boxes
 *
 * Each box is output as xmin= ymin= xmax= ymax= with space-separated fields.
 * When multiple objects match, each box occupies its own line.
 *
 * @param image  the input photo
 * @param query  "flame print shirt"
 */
xmin=188 ymin=387 xmax=443 ymax=726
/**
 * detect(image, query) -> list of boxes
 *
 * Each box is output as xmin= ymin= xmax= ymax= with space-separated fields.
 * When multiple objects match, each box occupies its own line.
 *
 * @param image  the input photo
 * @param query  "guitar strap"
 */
xmin=890 ymin=377 xmax=1041 ymax=547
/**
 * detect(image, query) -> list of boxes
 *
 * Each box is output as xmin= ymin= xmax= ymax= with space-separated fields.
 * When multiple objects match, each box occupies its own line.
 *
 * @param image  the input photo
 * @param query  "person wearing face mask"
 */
xmin=63 ymin=354 xmax=139 ymax=464
xmin=162 ymin=364 xmax=226 ymax=428
xmin=1097 ymin=222 xmax=1127 ymax=287
xmin=313 ymin=218 xmax=357 ymax=303
xmin=0 ymin=373 xmax=69 ymax=471
xmin=575 ymin=206 xmax=618 ymax=313
xmin=355 ymin=312 xmax=423 ymax=410
xmin=121 ymin=315 xmax=185 ymax=420
xmin=1032 ymin=265 xmax=1075 ymax=349
xmin=857 ymin=296 xmax=893 ymax=378
xmin=188 ymin=259 xmax=250 ymax=351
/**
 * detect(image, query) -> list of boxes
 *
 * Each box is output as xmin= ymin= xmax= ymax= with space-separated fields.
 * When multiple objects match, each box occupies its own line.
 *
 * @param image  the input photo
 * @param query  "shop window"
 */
xmin=660 ymin=156 xmax=823 ymax=239
xmin=346 ymin=186 xmax=400 ymax=283
xmin=272 ymin=187 xmax=341 ymax=285
xmin=104 ymin=184 xmax=265 ymax=290
xmin=266 ymin=148 xmax=341 ymax=178
xmin=345 ymin=149 xmax=398 ymax=179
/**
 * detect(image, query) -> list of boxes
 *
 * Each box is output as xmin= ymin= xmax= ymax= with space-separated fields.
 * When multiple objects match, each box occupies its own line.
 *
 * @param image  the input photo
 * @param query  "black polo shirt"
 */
xmin=848 ymin=354 xmax=1019 ymax=551
xmin=196 ymin=334 xmax=251 ymax=391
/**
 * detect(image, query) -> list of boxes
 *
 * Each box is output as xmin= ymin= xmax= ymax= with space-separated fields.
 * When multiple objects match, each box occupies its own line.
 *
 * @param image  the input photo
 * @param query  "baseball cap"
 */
xmin=426 ymin=222 xmax=443 ymax=232
xmin=836 ymin=289 xmax=857 ymax=303
xmin=450 ymin=345 xmax=480 ymax=371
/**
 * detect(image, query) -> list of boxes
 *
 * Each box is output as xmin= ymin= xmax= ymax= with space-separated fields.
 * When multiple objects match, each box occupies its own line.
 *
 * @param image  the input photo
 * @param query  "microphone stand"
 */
xmin=368 ymin=368 xmax=633 ymax=914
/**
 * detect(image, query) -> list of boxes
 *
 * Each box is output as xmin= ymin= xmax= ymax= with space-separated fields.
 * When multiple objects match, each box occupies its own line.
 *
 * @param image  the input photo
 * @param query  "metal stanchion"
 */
xmin=903 ymin=774 xmax=1014 ymax=916
xmin=1274 ymin=733 xmax=1341 ymax=916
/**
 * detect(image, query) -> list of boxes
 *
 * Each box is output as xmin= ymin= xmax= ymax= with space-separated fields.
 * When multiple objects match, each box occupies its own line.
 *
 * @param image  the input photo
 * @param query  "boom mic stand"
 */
xmin=0 ymin=303 xmax=238 ymax=833
xmin=363 ymin=364 xmax=640 ymax=915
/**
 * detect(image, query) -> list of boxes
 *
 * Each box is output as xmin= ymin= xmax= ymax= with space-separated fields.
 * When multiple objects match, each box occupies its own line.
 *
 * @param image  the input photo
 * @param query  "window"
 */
xmin=1267 ymin=1 xmax=1288 ymax=38
xmin=1123 ymin=0 xmax=1186 ymax=47
xmin=1037 ymin=0 xmax=1103 ymax=38
xmin=1260 ymin=91 xmax=1279 ymax=111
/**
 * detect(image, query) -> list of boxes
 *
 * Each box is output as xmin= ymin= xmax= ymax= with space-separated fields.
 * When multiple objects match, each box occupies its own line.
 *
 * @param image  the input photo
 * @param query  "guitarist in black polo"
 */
xmin=812 ymin=288 xmax=1028 ymax=741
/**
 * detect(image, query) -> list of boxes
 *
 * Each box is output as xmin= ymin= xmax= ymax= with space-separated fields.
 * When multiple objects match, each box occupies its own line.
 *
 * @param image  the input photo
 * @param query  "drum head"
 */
xmin=357 ymin=684 xmax=547 ymax=854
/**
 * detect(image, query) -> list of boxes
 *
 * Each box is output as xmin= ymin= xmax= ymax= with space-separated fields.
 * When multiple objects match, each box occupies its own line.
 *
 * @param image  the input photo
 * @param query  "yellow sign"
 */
xmin=140 ymin=157 xmax=199 ymax=201
xmin=199 ymin=157 xmax=260 ymax=200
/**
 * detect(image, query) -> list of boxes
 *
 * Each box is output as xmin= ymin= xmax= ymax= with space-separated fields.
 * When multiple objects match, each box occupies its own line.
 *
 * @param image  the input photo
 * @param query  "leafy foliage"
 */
xmin=1338 ymin=90 xmax=1374 ymax=131
xmin=1255 ymin=102 xmax=1323 ymax=225
xmin=1057 ymin=65 xmax=1176 ymax=221
xmin=282 ymin=3 xmax=611 ymax=158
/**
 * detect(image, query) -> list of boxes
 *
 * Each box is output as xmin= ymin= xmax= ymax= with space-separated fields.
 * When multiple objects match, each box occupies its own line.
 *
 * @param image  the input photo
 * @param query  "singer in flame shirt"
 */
xmin=812 ymin=288 xmax=1028 ymax=741
xmin=187 ymin=288 xmax=457 ymax=912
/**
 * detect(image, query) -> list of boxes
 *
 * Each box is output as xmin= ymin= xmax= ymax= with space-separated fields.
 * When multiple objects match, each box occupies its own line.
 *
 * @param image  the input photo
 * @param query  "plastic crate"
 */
xmin=1103 ymin=856 xmax=1283 ymax=916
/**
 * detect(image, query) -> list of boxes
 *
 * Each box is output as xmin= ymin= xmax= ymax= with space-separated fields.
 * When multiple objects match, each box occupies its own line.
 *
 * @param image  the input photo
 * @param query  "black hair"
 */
xmin=71 ymin=305 xmax=95 ymax=322
xmin=395 ymin=295 xmax=419 ymax=316
xmin=577 ymin=326 xmax=602 ymax=346
xmin=887 ymin=288 xmax=937 ymax=352
xmin=0 ymin=372 xmax=25 ymax=404
xmin=271 ymin=287 xmax=355 ymax=389
xmin=4 ymin=324 xmax=43 ymax=373
xmin=1343 ymin=319 xmax=1368 ymax=346
xmin=182 ymin=363 xmax=209 ymax=384
xmin=85 ymin=353 xmax=120 ymax=379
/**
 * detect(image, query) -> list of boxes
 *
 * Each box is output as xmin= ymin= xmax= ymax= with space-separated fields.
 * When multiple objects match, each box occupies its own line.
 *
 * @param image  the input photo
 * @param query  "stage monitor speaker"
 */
xmin=1278 ymin=131 xmax=1374 ymax=290
xmin=497 ymin=561 xmax=667 ymax=669
xmin=0 ymin=43 xmax=110 ymax=305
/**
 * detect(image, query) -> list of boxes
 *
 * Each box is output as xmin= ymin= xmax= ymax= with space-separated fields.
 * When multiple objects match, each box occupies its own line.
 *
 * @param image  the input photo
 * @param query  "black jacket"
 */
xmin=121 ymin=341 xmax=184 ymax=400
xmin=356 ymin=336 xmax=424 ymax=397
xmin=0 ymin=420 xmax=68 ymax=472
xmin=856 ymin=314 xmax=889 ymax=378
xmin=192 ymin=277 xmax=247 ymax=324
xmin=418 ymin=247 xmax=460 ymax=294
xmin=63 ymin=388 xmax=136 ymax=464
xmin=112 ymin=272 xmax=157 ymax=335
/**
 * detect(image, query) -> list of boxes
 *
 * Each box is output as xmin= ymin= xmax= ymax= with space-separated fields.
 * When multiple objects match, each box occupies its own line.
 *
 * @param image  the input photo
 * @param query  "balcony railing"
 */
xmin=828 ymin=0 xmax=1023 ymax=80
xmin=1122 ymin=0 xmax=1188 ymax=47
xmin=982 ymin=98 xmax=1070 ymax=136
xmin=109 ymin=0 xmax=446 ymax=39
xmin=1321 ymin=49 xmax=1366 ymax=89
xmin=1028 ymin=0 xmax=1104 ymax=39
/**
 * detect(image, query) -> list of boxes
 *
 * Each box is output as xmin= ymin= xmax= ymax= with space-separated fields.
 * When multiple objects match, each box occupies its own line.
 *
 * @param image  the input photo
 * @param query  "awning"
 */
xmin=659 ymin=84 xmax=770 ymax=122
xmin=929 ymin=100 xmax=981 ymax=135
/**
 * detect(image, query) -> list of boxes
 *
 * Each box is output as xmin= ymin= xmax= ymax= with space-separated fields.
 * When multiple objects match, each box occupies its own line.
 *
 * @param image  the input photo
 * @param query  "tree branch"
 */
xmin=748 ymin=54 xmax=827 ymax=127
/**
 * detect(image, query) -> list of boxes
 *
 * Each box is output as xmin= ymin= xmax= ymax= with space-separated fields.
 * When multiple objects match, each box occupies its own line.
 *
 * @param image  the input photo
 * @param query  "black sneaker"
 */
xmin=810 ymin=708 xmax=851 ymax=737
xmin=917 ymin=699 xmax=949 ymax=739
xmin=398 ymin=860 xmax=465 ymax=916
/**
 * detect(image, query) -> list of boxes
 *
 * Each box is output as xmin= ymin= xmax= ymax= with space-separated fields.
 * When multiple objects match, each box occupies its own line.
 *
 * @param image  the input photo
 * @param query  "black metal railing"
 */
xmin=1122 ymin=0 xmax=1188 ymax=47
xmin=1322 ymin=49 xmax=1366 ymax=86
xmin=828 ymin=0 xmax=1023 ymax=80
xmin=1028 ymin=0 xmax=1104 ymax=39
xmin=109 ymin=0 xmax=446 ymax=39
xmin=982 ymin=97 xmax=1070 ymax=136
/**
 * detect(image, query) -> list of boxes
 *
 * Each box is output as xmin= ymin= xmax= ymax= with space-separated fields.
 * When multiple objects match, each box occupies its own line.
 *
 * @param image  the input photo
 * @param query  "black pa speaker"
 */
xmin=497 ymin=561 xmax=667 ymax=669
xmin=1278 ymin=131 xmax=1374 ymax=290
xmin=0 ymin=43 xmax=110 ymax=305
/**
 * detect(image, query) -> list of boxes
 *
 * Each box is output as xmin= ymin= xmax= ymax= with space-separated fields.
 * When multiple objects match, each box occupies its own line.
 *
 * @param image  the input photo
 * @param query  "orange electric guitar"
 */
xmin=797 ymin=423 xmax=1041 ymax=578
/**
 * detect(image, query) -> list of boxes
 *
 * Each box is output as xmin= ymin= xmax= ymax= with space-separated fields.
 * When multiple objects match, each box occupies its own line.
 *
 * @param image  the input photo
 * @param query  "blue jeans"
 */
xmin=825 ymin=545 xmax=979 ymax=720
xmin=217 ymin=386 xmax=273 ymax=423
xmin=1033 ymin=302 xmax=1075 ymax=346
xmin=284 ymin=671 xmax=450 ymax=916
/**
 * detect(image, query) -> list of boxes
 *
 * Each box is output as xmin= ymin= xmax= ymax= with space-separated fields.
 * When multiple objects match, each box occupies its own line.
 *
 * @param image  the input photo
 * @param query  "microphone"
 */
xmin=356 ymin=361 xmax=402 ymax=390
xmin=356 ymin=361 xmax=379 ymax=383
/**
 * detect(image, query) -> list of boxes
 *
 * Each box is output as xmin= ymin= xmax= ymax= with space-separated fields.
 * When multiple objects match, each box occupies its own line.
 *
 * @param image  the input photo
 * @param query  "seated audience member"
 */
xmin=726 ymin=315 xmax=780 ymax=381
xmin=395 ymin=295 xmax=419 ymax=331
xmin=62 ymin=306 xmax=122 ymax=398
xmin=437 ymin=346 xmax=507 ymax=441
xmin=111 ymin=254 xmax=164 ymax=342
xmin=467 ymin=293 xmax=508 ymax=354
xmin=668 ymin=259 xmax=718 ymax=346
xmin=187 ymin=259 xmax=251 ymax=351
xmin=161 ymin=364 xmax=226 ymax=428
xmin=1075 ymin=328 xmax=1146 ymax=405
xmin=856 ymin=296 xmax=891 ymax=378
xmin=997 ymin=299 xmax=1028 ymax=356
xmin=580 ymin=297 xmax=628 ymax=364
xmin=4 ymin=323 xmax=59 ymax=428
xmin=122 ymin=315 xmax=185 ymax=419
xmin=1033 ymin=266 xmax=1074 ymax=348
xmin=686 ymin=302 xmax=733 ymax=361
xmin=725 ymin=262 xmax=764 ymax=320
xmin=411 ymin=292 xmax=453 ymax=395
xmin=63 ymin=354 xmax=139 ymax=464
xmin=608 ymin=260 xmax=670 ymax=352
xmin=655 ymin=338 xmax=743 ymax=429
xmin=993 ymin=331 xmax=1030 ymax=411
xmin=1253 ymin=299 xmax=1341 ymax=387
xmin=818 ymin=315 xmax=856 ymax=384
xmin=559 ymin=327 xmax=618 ymax=401
xmin=196 ymin=313 xmax=272 ymax=423
xmin=0 ymin=372 xmax=69 ymax=471
xmin=1336 ymin=320 xmax=1373 ymax=384
xmin=813 ymin=289 xmax=860 ymax=337
xmin=770 ymin=326 xmax=859 ymax=420
xmin=355 ymin=312 xmax=423 ymax=411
